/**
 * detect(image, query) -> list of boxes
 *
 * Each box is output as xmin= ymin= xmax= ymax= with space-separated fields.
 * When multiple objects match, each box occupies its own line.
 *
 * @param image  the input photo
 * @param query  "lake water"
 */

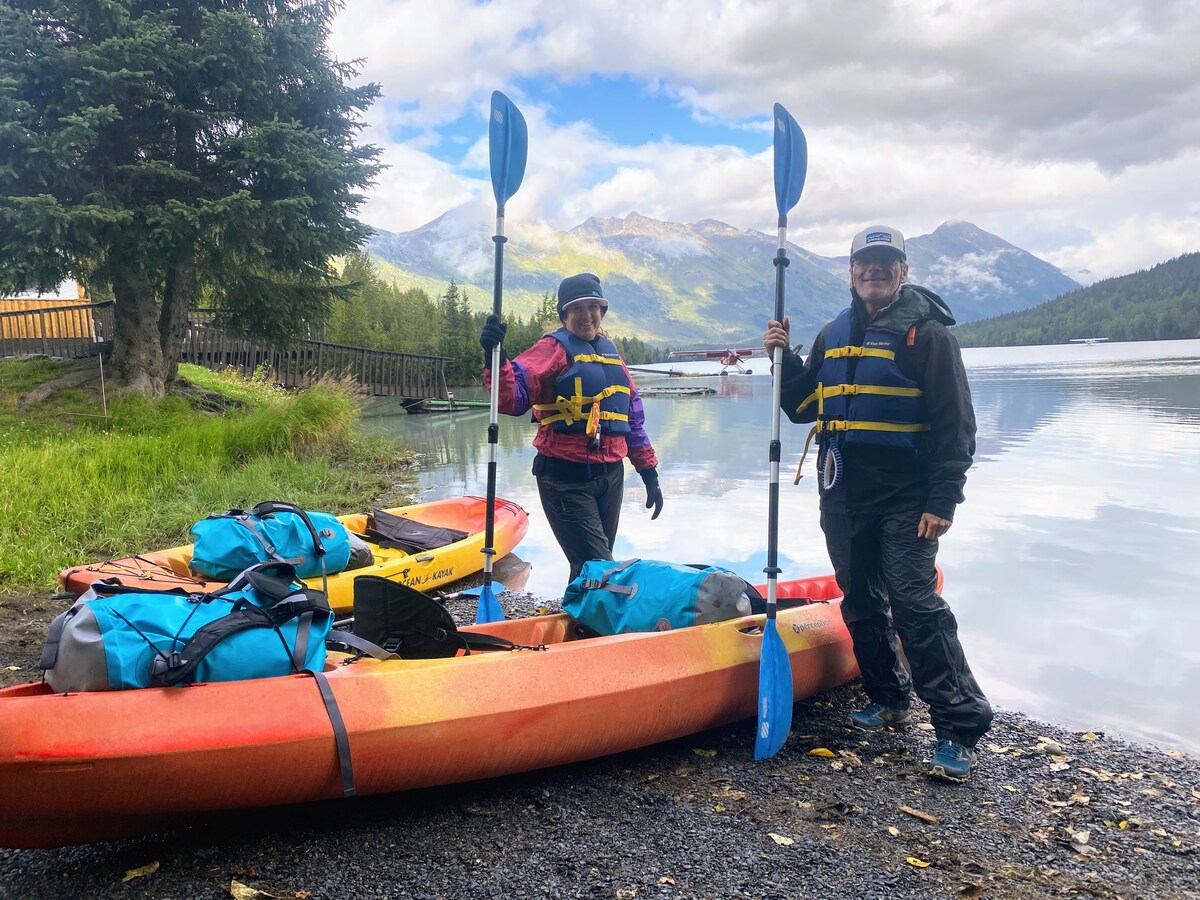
xmin=362 ymin=339 xmax=1200 ymax=754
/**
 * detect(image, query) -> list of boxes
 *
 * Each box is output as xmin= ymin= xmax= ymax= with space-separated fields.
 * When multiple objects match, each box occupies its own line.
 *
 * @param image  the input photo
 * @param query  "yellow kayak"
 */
xmin=58 ymin=496 xmax=529 ymax=614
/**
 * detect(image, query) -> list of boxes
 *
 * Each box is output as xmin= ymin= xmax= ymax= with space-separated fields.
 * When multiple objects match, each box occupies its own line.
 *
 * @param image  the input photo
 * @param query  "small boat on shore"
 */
xmin=0 ymin=569 xmax=865 ymax=849
xmin=58 ymin=496 xmax=530 ymax=615
xmin=402 ymin=397 xmax=491 ymax=414
xmin=639 ymin=386 xmax=717 ymax=397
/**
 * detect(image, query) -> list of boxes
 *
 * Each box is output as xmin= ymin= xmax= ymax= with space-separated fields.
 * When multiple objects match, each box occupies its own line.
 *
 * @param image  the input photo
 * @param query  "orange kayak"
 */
xmin=0 ymin=571 xmax=864 ymax=849
xmin=58 ymin=496 xmax=529 ymax=614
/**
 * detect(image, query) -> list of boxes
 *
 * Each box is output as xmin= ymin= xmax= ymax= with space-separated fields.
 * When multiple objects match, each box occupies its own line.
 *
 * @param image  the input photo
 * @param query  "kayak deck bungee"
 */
xmin=0 ymin=571 xmax=871 ymax=849
xmin=57 ymin=496 xmax=529 ymax=615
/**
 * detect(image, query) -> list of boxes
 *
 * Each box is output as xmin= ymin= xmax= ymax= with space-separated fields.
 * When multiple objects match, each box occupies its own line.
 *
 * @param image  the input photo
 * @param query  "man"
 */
xmin=763 ymin=225 xmax=992 ymax=781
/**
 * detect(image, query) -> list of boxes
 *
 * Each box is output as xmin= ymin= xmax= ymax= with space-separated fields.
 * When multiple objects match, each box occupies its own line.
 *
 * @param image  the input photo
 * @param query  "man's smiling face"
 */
xmin=851 ymin=249 xmax=908 ymax=312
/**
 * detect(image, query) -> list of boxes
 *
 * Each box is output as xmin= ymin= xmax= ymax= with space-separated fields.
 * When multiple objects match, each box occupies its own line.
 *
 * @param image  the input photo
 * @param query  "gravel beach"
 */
xmin=2 ymin=582 xmax=1198 ymax=899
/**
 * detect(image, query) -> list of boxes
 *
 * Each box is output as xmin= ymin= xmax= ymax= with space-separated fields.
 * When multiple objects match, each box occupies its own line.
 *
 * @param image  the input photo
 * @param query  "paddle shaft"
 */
xmin=483 ymin=207 xmax=507 ymax=586
xmin=765 ymin=213 xmax=790 ymax=617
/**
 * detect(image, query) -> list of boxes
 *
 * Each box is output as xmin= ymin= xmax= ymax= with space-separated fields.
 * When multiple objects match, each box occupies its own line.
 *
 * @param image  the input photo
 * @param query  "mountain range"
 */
xmin=367 ymin=211 xmax=1082 ymax=347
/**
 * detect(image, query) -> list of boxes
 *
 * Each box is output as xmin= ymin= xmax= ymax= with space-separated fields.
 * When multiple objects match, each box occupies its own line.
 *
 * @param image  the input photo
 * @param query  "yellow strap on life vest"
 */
xmin=817 ymin=419 xmax=931 ymax=434
xmin=571 ymin=353 xmax=625 ymax=366
xmin=820 ymin=383 xmax=923 ymax=399
xmin=796 ymin=381 xmax=922 ymax=415
xmin=794 ymin=425 xmax=820 ymax=484
xmin=824 ymin=345 xmax=896 ymax=361
xmin=792 ymin=418 xmax=930 ymax=483
xmin=533 ymin=379 xmax=632 ymax=430
xmin=795 ymin=387 xmax=820 ymax=416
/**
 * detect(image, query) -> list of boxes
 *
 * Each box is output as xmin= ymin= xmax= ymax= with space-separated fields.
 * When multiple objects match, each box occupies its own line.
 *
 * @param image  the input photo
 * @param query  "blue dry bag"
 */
xmin=562 ymin=559 xmax=757 ymax=635
xmin=189 ymin=501 xmax=352 ymax=580
xmin=39 ymin=562 xmax=333 ymax=691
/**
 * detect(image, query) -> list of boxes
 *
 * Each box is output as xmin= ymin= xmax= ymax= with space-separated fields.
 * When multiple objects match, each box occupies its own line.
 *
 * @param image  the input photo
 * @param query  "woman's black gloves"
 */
xmin=479 ymin=314 xmax=507 ymax=364
xmin=640 ymin=467 xmax=664 ymax=520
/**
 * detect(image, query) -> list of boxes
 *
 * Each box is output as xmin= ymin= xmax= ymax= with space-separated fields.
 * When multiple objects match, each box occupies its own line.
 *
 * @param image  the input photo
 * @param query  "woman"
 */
xmin=480 ymin=272 xmax=663 ymax=582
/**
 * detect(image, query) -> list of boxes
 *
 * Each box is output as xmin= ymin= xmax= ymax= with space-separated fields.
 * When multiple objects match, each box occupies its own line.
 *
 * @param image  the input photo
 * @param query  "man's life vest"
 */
xmin=532 ymin=329 xmax=632 ymax=437
xmin=792 ymin=309 xmax=931 ymax=485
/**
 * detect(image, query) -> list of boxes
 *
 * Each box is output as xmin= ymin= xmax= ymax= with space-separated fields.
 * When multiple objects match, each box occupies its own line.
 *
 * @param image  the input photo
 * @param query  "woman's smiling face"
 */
xmin=562 ymin=299 xmax=607 ymax=340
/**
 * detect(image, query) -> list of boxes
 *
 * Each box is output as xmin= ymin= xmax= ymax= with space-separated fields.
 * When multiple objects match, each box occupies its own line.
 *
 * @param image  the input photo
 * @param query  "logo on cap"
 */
xmin=865 ymin=231 xmax=893 ymax=245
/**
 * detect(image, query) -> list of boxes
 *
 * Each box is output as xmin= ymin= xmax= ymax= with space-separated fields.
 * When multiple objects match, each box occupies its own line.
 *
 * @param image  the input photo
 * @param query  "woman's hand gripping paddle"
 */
xmin=756 ymin=103 xmax=808 ymax=760
xmin=479 ymin=90 xmax=527 ymax=624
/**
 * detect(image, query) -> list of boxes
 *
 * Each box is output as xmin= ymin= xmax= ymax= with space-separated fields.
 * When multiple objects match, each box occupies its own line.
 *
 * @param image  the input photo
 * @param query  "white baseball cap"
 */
xmin=850 ymin=225 xmax=906 ymax=261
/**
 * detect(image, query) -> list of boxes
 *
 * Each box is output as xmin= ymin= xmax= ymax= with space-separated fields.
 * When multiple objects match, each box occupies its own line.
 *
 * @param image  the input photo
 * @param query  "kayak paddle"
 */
xmin=436 ymin=582 xmax=506 ymax=602
xmin=479 ymin=90 xmax=527 ymax=625
xmin=756 ymin=102 xmax=808 ymax=760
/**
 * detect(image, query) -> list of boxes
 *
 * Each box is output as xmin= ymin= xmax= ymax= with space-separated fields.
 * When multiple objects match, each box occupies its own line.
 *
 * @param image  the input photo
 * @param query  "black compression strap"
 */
xmin=307 ymin=669 xmax=356 ymax=798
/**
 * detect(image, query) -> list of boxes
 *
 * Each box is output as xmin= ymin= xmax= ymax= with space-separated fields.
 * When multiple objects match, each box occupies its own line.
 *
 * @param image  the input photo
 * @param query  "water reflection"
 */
xmin=364 ymin=340 xmax=1200 ymax=752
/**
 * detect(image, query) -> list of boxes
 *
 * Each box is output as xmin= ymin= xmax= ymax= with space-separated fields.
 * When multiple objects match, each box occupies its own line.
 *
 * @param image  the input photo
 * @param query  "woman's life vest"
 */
xmin=532 ymin=329 xmax=632 ymax=438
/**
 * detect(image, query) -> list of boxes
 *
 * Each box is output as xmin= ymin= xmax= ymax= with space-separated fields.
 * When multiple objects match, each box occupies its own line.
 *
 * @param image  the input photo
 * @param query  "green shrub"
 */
xmin=0 ymin=363 xmax=414 ymax=591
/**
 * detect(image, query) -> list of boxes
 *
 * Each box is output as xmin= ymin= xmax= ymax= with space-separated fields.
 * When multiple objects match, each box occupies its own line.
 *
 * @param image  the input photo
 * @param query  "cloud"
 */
xmin=330 ymin=0 xmax=1200 ymax=278
xmin=927 ymin=251 xmax=1014 ymax=297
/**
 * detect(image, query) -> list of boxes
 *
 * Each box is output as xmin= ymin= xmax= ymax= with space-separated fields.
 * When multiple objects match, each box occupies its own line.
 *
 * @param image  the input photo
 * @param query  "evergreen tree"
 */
xmin=0 ymin=0 xmax=379 ymax=395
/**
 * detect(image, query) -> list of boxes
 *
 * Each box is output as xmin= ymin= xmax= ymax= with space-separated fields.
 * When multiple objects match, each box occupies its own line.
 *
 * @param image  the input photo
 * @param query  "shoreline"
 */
xmin=2 ymin=588 xmax=1198 ymax=898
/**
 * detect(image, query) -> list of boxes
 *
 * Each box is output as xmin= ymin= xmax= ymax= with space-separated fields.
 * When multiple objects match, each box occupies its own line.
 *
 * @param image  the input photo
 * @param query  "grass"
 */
xmin=0 ymin=360 xmax=417 ymax=592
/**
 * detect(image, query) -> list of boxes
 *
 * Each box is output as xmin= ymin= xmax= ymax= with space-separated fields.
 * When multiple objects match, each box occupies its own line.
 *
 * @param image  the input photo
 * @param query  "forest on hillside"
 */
xmin=953 ymin=253 xmax=1200 ymax=347
xmin=327 ymin=255 xmax=668 ymax=383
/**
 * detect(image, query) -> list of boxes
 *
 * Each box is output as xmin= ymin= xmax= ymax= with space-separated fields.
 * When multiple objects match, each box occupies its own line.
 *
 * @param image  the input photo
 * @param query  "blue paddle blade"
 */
xmin=772 ymin=103 xmax=808 ymax=216
xmin=473 ymin=582 xmax=506 ymax=625
xmin=458 ymin=582 xmax=505 ymax=599
xmin=754 ymin=617 xmax=794 ymax=760
xmin=489 ymin=90 xmax=528 ymax=206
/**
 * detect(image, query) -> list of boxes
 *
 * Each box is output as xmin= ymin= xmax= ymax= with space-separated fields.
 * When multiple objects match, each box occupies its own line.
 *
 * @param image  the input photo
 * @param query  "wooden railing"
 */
xmin=0 ymin=301 xmax=449 ymax=399
xmin=0 ymin=300 xmax=114 ymax=358
xmin=180 ymin=323 xmax=450 ymax=399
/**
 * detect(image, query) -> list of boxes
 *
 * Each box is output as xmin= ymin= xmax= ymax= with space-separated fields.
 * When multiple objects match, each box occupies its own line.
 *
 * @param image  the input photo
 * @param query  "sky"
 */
xmin=327 ymin=0 xmax=1200 ymax=280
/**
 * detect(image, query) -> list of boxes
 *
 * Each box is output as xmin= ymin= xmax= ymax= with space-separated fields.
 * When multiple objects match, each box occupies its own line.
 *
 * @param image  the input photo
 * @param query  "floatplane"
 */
xmin=666 ymin=347 xmax=762 ymax=375
xmin=1069 ymin=337 xmax=1110 ymax=345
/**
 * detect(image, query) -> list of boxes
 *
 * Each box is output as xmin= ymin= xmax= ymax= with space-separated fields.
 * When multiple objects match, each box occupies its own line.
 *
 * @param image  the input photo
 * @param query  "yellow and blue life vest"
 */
xmin=533 ymin=329 xmax=632 ymax=437
xmin=796 ymin=308 xmax=930 ymax=458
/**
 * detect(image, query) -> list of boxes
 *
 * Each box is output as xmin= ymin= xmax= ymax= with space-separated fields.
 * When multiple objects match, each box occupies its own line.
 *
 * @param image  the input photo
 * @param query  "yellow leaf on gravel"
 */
xmin=1003 ymin=785 xmax=1017 ymax=792
xmin=768 ymin=833 xmax=795 ymax=845
xmin=121 ymin=862 xmax=159 ymax=883
xmin=715 ymin=803 xmax=726 ymax=813
xmin=1082 ymin=732 xmax=1098 ymax=740
xmin=230 ymin=881 xmax=280 ymax=900
xmin=692 ymin=748 xmax=717 ymax=757
xmin=888 ymin=826 xmax=900 ymax=837
xmin=659 ymin=877 xmax=676 ymax=885
xmin=906 ymin=857 xmax=931 ymax=868
xmin=808 ymin=747 xmax=836 ymax=758
xmin=3 ymin=666 xmax=20 ymax=672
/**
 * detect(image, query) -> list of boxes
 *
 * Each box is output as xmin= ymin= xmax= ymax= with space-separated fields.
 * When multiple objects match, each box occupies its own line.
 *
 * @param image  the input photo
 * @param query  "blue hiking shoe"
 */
xmin=848 ymin=702 xmax=912 ymax=731
xmin=928 ymin=739 xmax=977 ymax=782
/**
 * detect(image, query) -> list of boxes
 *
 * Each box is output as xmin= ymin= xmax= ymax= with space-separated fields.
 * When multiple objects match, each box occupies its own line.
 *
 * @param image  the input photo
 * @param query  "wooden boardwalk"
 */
xmin=0 ymin=301 xmax=450 ymax=400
